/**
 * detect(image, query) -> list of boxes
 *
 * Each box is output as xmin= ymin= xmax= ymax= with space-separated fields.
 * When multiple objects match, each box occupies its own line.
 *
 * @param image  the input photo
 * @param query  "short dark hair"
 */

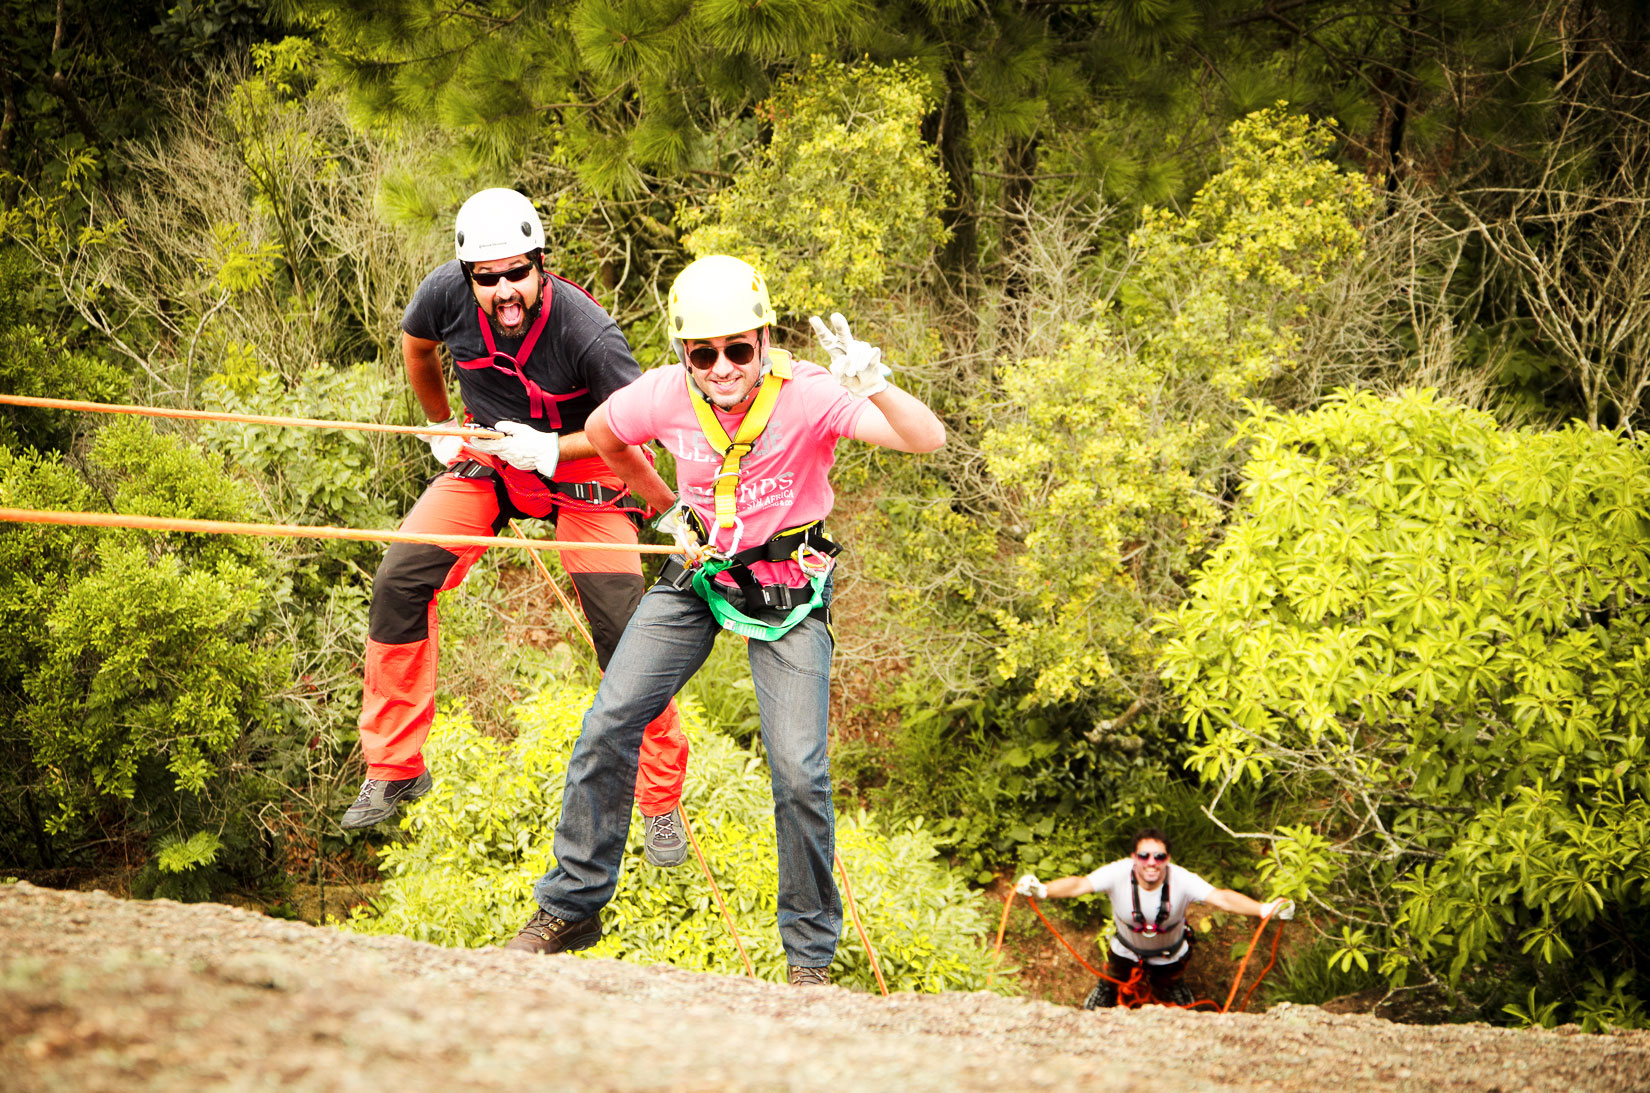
xmin=1132 ymin=827 xmax=1171 ymax=856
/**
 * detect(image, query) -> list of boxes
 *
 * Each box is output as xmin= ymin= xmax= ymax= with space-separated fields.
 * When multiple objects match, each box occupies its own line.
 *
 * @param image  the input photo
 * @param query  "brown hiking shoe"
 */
xmin=787 ymin=964 xmax=830 ymax=987
xmin=505 ymin=909 xmax=602 ymax=955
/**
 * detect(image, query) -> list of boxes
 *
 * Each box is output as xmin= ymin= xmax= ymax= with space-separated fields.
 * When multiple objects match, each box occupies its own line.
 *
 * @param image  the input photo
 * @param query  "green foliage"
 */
xmin=973 ymin=109 xmax=1373 ymax=711
xmin=1160 ymin=387 xmax=1650 ymax=1025
xmin=679 ymin=60 xmax=950 ymax=317
xmin=348 ymin=688 xmax=1001 ymax=993
xmin=132 ymin=830 xmax=228 ymax=902
xmin=0 ymin=246 xmax=128 ymax=453
xmin=0 ymin=420 xmax=282 ymax=857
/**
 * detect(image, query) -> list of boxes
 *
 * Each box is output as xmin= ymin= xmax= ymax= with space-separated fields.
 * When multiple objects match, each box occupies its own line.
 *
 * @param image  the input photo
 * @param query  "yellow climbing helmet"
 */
xmin=667 ymin=256 xmax=776 ymax=341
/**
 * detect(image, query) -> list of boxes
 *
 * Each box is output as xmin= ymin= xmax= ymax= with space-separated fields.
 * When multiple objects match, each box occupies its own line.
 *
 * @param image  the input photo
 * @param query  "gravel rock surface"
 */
xmin=3 ymin=882 xmax=1648 ymax=1092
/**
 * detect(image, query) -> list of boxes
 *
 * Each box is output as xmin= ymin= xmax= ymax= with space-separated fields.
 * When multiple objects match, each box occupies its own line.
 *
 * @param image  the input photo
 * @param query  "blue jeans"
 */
xmin=532 ymin=577 xmax=842 ymax=967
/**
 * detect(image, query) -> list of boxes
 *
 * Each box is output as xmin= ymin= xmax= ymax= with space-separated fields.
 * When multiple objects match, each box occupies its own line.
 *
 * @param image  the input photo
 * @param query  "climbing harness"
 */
xmin=686 ymin=347 xmax=792 ymax=554
xmin=1131 ymin=868 xmax=1173 ymax=937
xmin=670 ymin=347 xmax=842 ymax=641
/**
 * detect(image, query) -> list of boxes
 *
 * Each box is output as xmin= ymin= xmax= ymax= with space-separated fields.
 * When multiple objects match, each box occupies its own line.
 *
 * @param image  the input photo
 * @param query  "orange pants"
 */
xmin=357 ymin=455 xmax=687 ymax=815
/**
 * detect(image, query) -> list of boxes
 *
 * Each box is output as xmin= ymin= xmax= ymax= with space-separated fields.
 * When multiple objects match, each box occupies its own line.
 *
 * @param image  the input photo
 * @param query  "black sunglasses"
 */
xmin=1135 ymin=851 xmax=1169 ymax=862
xmin=469 ymin=263 xmax=536 ymax=287
xmin=686 ymin=341 xmax=758 ymax=369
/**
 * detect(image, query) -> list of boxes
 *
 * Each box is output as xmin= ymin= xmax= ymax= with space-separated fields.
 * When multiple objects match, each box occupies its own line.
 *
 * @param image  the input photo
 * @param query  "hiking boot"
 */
xmin=340 ymin=771 xmax=433 ymax=830
xmin=1083 ymin=980 xmax=1118 ymax=1010
xmin=505 ymin=909 xmax=603 ymax=955
xmin=788 ymin=964 xmax=831 ymax=987
xmin=1164 ymin=979 xmax=1196 ymax=1006
xmin=642 ymin=805 xmax=688 ymax=867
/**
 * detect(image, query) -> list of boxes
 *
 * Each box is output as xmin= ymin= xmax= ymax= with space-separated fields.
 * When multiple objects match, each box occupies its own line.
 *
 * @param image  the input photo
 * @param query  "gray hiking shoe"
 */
xmin=642 ymin=805 xmax=688 ymax=867
xmin=339 ymin=771 xmax=433 ymax=830
xmin=1083 ymin=980 xmax=1118 ymax=1010
xmin=1164 ymin=979 xmax=1196 ymax=1006
xmin=505 ymin=909 xmax=603 ymax=955
xmin=788 ymin=964 xmax=831 ymax=987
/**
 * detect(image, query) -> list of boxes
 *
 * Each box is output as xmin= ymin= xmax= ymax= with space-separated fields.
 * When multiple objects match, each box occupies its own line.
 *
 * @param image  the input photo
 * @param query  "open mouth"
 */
xmin=495 ymin=299 xmax=525 ymax=329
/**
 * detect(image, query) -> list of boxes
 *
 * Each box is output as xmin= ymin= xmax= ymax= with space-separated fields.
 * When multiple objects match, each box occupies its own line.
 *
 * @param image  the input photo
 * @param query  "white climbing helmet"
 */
xmin=454 ymin=188 xmax=545 ymax=263
xmin=667 ymin=255 xmax=776 ymax=341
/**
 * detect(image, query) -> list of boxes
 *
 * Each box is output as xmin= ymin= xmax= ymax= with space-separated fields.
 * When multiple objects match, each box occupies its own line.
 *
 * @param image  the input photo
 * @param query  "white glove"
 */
xmin=809 ymin=312 xmax=891 ymax=398
xmin=420 ymin=416 xmax=466 ymax=467
xmin=468 ymin=420 xmax=560 ymax=475
xmin=1261 ymin=898 xmax=1295 ymax=921
xmin=654 ymin=502 xmax=708 ymax=566
xmin=1014 ymin=874 xmax=1047 ymax=900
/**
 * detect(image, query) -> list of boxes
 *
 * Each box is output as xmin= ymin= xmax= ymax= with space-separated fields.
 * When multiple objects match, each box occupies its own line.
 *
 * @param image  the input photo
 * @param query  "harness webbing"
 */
xmin=686 ymin=348 xmax=793 ymax=551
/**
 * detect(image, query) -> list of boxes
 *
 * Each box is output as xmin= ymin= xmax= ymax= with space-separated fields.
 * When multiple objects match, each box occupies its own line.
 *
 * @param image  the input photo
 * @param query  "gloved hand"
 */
xmin=1014 ymin=874 xmax=1048 ymax=900
xmin=419 ymin=416 xmax=466 ymax=467
xmin=468 ymin=420 xmax=560 ymax=475
xmin=809 ymin=312 xmax=891 ymax=398
xmin=654 ymin=502 xmax=708 ymax=566
xmin=1261 ymin=898 xmax=1295 ymax=921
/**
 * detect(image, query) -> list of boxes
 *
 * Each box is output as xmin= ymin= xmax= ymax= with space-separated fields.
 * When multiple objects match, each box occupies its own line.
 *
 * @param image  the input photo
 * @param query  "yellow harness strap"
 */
xmin=687 ymin=348 xmax=793 ymax=535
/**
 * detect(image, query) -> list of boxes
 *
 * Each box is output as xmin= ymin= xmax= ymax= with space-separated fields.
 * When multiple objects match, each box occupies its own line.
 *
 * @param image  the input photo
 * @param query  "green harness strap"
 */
xmin=690 ymin=557 xmax=826 ymax=642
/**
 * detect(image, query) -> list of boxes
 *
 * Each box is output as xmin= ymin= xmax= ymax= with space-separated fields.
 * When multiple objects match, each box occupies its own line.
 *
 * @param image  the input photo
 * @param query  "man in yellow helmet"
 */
xmin=504 ymin=256 xmax=945 ymax=985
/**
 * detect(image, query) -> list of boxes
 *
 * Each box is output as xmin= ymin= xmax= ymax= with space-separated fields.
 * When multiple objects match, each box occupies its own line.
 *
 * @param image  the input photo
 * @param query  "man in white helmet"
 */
xmin=1013 ymin=827 xmax=1295 ymax=1008
xmin=341 ymin=188 xmax=691 ymax=861
xmin=504 ymin=255 xmax=945 ymax=986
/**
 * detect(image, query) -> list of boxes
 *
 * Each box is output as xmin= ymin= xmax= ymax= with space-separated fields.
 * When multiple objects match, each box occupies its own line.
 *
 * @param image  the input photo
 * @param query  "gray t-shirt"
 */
xmin=1085 ymin=859 xmax=1215 ymax=964
xmin=402 ymin=260 xmax=641 ymax=434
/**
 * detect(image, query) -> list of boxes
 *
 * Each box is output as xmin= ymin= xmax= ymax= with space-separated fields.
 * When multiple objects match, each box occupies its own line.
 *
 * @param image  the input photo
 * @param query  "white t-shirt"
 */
xmin=1084 ymin=859 xmax=1215 ymax=964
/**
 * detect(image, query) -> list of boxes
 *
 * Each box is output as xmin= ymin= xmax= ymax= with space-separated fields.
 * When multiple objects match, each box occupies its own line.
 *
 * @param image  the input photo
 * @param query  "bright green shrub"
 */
xmin=1159 ymin=387 xmax=1650 ymax=1027
xmin=678 ymin=59 xmax=950 ymax=317
xmin=0 ymin=420 xmax=283 ymax=864
xmin=348 ymin=687 xmax=1001 ymax=993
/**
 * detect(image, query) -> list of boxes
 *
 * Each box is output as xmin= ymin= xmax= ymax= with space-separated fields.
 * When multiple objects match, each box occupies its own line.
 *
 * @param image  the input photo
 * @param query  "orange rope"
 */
xmin=1000 ymin=893 xmax=1286 ymax=1013
xmin=0 ymin=392 xmax=502 ymax=438
xmin=835 ymin=851 xmax=889 ymax=997
xmin=0 ymin=506 xmax=674 ymax=555
xmin=1025 ymin=897 xmax=1115 ymax=982
xmin=1222 ymin=907 xmax=1282 ymax=1014
xmin=986 ymin=888 xmax=1017 ymax=988
xmin=680 ymin=810 xmax=754 ymax=978
xmin=508 ymin=520 xmax=595 ymax=649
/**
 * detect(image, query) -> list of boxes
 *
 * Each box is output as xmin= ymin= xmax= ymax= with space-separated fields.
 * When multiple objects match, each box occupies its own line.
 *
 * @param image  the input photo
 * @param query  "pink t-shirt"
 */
xmin=605 ymin=357 xmax=869 ymax=587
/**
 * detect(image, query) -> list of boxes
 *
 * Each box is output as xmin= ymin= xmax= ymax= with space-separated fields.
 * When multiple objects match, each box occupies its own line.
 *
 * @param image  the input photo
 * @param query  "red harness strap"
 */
xmin=453 ymin=276 xmax=587 ymax=429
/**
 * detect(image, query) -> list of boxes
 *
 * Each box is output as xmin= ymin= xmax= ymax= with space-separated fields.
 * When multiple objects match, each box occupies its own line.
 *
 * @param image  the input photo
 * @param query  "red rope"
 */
xmin=997 ymin=892 xmax=1287 ymax=1013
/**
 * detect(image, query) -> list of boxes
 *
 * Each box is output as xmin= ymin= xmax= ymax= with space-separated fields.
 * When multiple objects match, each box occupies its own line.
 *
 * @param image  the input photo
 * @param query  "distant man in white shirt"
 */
xmin=1015 ymin=827 xmax=1294 ymax=1007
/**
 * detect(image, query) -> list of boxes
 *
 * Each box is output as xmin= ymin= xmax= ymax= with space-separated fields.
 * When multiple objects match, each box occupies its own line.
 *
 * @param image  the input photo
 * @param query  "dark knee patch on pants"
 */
xmin=570 ymin=571 xmax=645 ymax=670
xmin=369 ymin=543 xmax=463 ymax=643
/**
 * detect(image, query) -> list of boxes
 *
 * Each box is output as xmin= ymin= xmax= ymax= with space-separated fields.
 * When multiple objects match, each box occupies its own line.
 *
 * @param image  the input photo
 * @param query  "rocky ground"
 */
xmin=3 ymin=882 xmax=1648 ymax=1093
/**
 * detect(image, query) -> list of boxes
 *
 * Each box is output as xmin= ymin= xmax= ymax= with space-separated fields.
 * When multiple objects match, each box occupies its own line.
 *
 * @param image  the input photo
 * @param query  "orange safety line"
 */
xmin=508 ymin=520 xmax=596 ymax=650
xmin=0 ymin=507 xmax=675 ymax=555
xmin=680 ymin=810 xmax=755 ymax=979
xmin=1239 ymin=920 xmax=1284 ymax=1013
xmin=835 ymin=851 xmax=889 ymax=997
xmin=1222 ymin=907 xmax=1282 ymax=1014
xmin=0 ymin=392 xmax=502 ymax=438
xmin=1025 ymin=897 xmax=1114 ymax=982
xmin=986 ymin=889 xmax=1017 ymax=988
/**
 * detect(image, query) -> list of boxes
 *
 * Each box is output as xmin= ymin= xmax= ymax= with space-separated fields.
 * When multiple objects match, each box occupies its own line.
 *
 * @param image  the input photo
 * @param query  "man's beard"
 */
xmin=488 ymin=293 xmax=538 ymax=337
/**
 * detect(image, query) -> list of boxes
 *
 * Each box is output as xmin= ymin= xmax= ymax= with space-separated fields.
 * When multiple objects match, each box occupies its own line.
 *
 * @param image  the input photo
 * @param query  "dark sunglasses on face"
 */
xmin=469 ymin=263 xmax=535 ymax=287
xmin=1135 ymin=851 xmax=1169 ymax=862
xmin=686 ymin=341 xmax=758 ymax=369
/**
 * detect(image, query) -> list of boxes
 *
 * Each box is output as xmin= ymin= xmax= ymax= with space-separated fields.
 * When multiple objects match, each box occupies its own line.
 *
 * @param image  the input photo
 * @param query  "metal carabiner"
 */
xmin=712 ymin=514 xmax=746 ymax=558
xmin=796 ymin=541 xmax=834 ymax=577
